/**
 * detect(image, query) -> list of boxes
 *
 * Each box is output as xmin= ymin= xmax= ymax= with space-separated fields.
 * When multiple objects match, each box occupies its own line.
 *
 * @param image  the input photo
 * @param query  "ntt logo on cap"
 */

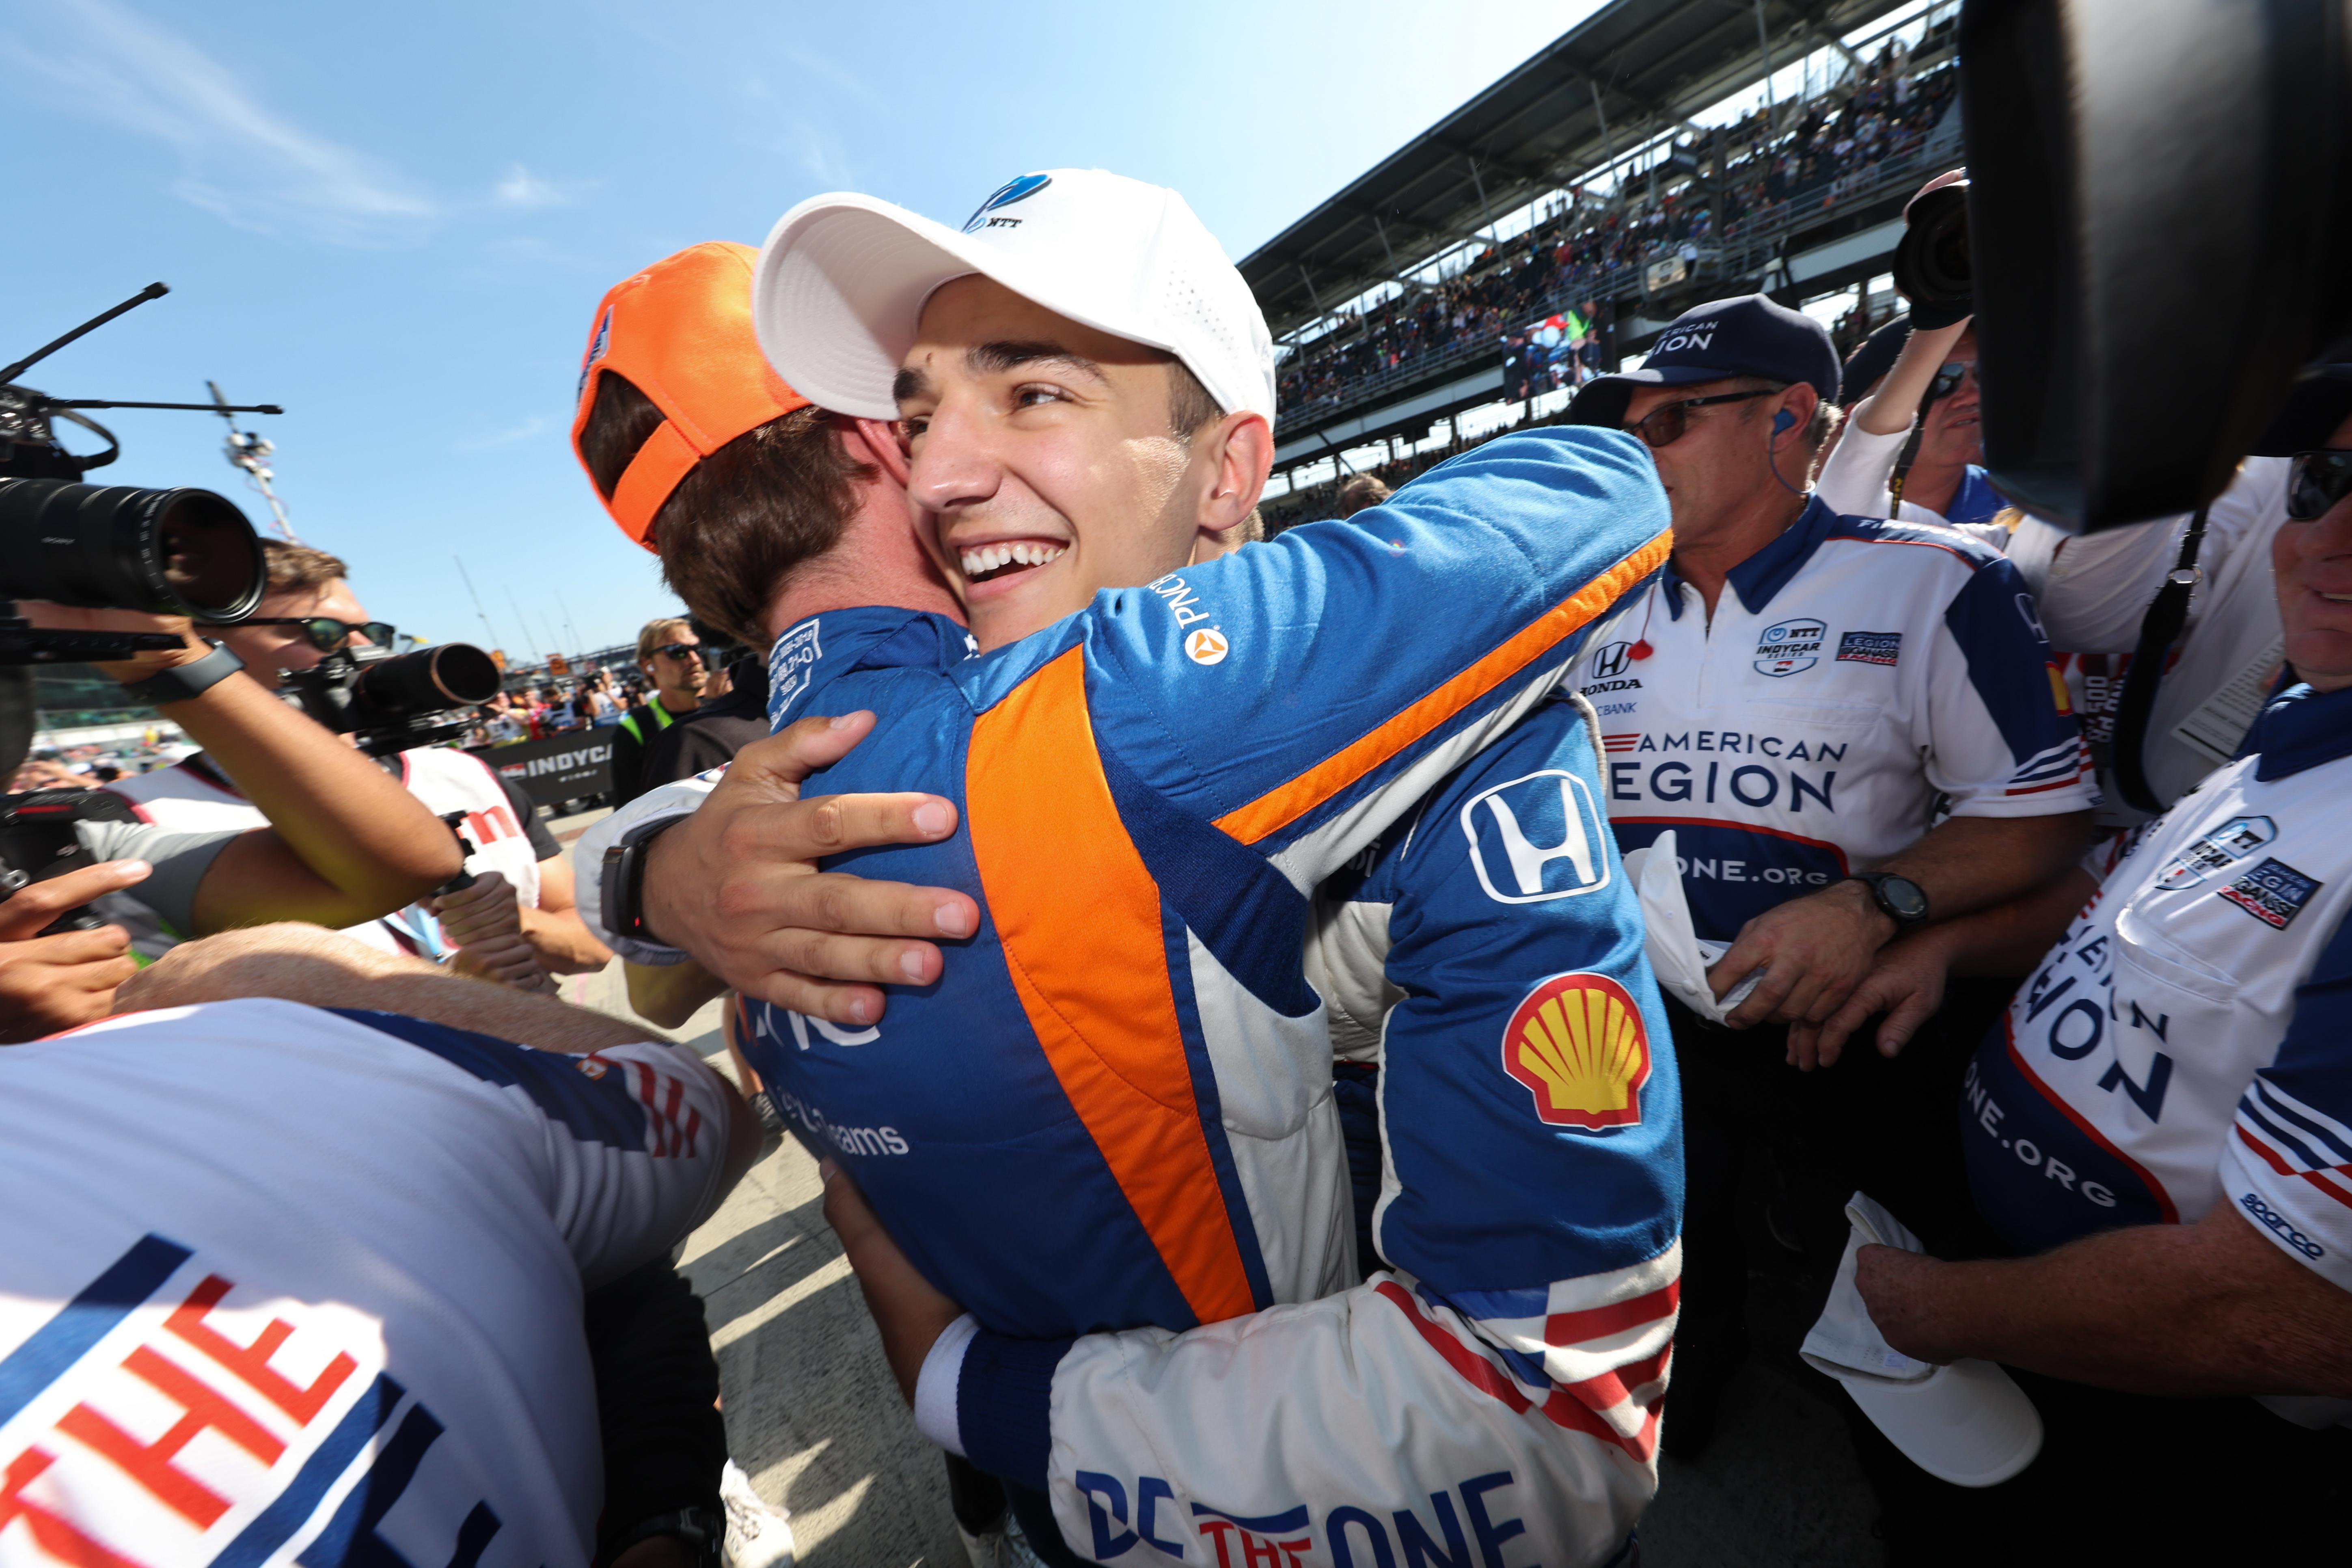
xmin=963 ymin=173 xmax=1053 ymax=234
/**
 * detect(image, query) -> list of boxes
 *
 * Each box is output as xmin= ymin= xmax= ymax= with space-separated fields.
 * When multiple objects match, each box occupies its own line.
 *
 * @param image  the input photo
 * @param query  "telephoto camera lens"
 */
xmin=0 ymin=478 xmax=265 ymax=620
xmin=1893 ymin=179 xmax=1973 ymax=326
xmin=347 ymin=643 xmax=502 ymax=725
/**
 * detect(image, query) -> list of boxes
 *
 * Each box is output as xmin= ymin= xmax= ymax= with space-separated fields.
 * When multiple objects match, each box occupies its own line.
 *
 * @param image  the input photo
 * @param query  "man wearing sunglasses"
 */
xmin=108 ymin=541 xmax=610 ymax=982
xmin=1816 ymin=314 xmax=2004 ymax=531
xmin=1819 ymin=411 xmax=2352 ymax=1560
xmin=1560 ymin=293 xmax=2097 ymax=1456
xmin=610 ymin=617 xmax=706 ymax=804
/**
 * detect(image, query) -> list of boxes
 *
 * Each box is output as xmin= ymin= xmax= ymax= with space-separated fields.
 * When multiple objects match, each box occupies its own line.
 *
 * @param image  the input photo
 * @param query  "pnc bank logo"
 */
xmin=1502 ymin=971 xmax=1651 ymax=1130
xmin=1459 ymin=769 xmax=1610 ymax=904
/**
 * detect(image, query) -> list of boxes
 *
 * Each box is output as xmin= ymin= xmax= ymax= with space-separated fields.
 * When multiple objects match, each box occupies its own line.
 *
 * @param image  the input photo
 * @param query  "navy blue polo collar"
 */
xmin=1658 ymin=495 xmax=1838 ymax=621
xmin=2249 ymin=682 xmax=2352 ymax=781
xmin=765 ymin=606 xmax=975 ymax=729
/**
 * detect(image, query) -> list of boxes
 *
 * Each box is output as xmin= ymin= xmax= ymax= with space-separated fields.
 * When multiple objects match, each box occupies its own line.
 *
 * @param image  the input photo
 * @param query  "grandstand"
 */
xmin=1254 ymin=0 xmax=1965 ymax=526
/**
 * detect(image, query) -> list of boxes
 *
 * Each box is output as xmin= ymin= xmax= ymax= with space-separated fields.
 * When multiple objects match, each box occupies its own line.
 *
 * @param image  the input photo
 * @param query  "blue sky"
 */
xmin=1 ymin=0 xmax=1603 ymax=658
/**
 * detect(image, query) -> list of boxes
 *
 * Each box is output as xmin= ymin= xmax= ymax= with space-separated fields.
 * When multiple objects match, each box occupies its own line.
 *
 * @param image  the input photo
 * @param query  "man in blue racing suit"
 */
xmin=579 ymin=171 xmax=1680 ymax=1566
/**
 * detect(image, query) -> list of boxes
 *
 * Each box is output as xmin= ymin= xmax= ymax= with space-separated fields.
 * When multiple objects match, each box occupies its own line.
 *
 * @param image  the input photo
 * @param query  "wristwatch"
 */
xmin=606 ymin=1507 xmax=721 ymax=1568
xmin=601 ymin=815 xmax=686 ymax=943
xmin=118 ymin=641 xmax=244 ymax=705
xmin=1847 ymin=871 xmax=1931 ymax=931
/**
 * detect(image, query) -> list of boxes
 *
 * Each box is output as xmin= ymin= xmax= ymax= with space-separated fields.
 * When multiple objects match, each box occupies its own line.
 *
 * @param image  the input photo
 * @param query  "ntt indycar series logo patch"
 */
xmin=1753 ymin=617 xmax=1825 ymax=676
xmin=2153 ymin=814 xmax=2276 ymax=891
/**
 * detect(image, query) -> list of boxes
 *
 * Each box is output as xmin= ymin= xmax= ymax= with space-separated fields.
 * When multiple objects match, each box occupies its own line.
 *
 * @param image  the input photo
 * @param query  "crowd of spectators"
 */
xmin=1275 ymin=38 xmax=1958 ymax=421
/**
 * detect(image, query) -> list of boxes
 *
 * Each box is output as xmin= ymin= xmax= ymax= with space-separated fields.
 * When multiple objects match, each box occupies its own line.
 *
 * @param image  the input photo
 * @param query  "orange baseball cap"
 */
xmin=571 ymin=241 xmax=811 ymax=551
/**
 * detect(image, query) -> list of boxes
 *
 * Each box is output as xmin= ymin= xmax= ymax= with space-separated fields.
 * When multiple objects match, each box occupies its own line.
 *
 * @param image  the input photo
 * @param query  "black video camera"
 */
xmin=278 ymin=641 xmax=503 ymax=757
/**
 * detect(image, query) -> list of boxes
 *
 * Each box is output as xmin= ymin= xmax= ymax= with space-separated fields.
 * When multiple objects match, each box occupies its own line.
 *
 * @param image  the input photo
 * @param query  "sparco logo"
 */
xmin=2242 ymin=1191 xmax=2324 ymax=1257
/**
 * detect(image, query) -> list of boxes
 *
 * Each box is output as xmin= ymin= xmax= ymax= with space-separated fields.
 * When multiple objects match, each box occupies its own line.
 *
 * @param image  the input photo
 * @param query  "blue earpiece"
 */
xmin=1772 ymin=409 xmax=1796 ymax=435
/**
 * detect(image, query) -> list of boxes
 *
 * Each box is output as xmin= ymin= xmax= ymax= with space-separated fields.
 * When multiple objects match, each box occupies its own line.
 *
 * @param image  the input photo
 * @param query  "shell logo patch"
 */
xmin=1185 ymin=628 xmax=1230 ymax=665
xmin=2046 ymin=662 xmax=2074 ymax=716
xmin=1502 ymin=972 xmax=1650 ymax=1130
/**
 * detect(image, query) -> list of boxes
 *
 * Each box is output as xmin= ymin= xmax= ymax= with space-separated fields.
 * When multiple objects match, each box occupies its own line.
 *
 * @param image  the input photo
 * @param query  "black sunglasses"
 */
xmin=651 ymin=643 xmax=704 ymax=661
xmin=202 ymin=615 xmax=395 ymax=652
xmin=1929 ymin=361 xmax=1975 ymax=401
xmin=1623 ymin=387 xmax=1778 ymax=449
xmin=2288 ymin=450 xmax=2352 ymax=522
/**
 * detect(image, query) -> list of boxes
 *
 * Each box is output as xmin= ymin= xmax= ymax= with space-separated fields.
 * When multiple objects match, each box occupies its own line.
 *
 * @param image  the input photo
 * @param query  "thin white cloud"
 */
xmin=0 ymin=1 xmax=593 ymax=247
xmin=458 ymin=416 xmax=548 ymax=452
xmin=492 ymin=164 xmax=597 ymax=211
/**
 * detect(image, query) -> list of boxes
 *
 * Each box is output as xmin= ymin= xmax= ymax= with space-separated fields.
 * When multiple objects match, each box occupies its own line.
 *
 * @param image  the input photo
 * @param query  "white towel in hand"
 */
xmin=1624 ymin=832 xmax=1764 ymax=1025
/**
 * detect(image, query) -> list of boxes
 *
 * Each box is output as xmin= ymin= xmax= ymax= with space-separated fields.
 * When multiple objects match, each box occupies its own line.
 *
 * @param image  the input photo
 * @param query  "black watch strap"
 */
xmin=601 ymin=815 xmax=687 ymax=943
xmin=119 ymin=641 xmax=244 ymax=705
xmin=1849 ymin=871 xmax=1930 ymax=930
xmin=606 ymin=1507 xmax=722 ymax=1568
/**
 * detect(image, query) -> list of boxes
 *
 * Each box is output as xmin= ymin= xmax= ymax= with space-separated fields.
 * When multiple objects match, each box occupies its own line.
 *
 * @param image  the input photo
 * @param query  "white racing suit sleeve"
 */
xmin=1813 ymin=422 xmax=1912 ymax=520
xmin=947 ymin=699 xmax=1681 ymax=1568
xmin=571 ymin=771 xmax=722 ymax=964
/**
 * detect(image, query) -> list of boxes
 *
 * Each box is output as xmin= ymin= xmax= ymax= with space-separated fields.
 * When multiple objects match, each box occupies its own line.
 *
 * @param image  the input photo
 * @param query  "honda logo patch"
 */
xmin=1459 ymin=769 xmax=1611 ymax=904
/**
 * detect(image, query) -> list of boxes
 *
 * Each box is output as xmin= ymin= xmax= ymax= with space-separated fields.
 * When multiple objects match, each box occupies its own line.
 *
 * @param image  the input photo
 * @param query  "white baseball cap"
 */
xmin=750 ymin=168 xmax=1276 ymax=429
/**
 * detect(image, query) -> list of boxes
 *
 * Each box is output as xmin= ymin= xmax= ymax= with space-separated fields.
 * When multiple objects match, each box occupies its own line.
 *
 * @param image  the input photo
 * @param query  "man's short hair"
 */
xmin=1337 ymin=475 xmax=1393 ymax=517
xmin=584 ymin=371 xmax=872 ymax=649
xmin=636 ymin=616 xmax=694 ymax=666
xmin=1168 ymin=359 xmax=1224 ymax=439
xmin=1170 ymin=360 xmax=1264 ymax=541
xmin=260 ymin=541 xmax=351 ymax=597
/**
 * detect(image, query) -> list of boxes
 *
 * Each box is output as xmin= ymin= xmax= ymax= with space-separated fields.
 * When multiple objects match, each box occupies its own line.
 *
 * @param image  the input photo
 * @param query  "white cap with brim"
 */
xmin=1800 ymin=1193 xmax=2045 ymax=1488
xmin=752 ymin=169 xmax=1276 ymax=429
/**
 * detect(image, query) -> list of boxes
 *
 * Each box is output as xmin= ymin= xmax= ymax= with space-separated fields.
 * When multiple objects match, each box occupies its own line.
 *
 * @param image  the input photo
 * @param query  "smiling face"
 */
xmin=2274 ymin=414 xmax=2352 ymax=693
xmin=1916 ymin=328 xmax=1982 ymax=470
xmin=895 ymin=276 xmax=1229 ymax=651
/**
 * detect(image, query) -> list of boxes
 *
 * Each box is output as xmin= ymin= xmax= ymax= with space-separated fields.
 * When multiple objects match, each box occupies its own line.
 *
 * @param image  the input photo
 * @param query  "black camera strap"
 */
xmin=2110 ymin=501 xmax=2212 ymax=815
xmin=1884 ymin=380 xmax=1944 ymax=510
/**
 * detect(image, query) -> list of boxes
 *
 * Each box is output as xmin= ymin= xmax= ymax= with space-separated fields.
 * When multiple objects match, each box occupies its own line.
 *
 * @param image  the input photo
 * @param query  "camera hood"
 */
xmin=1962 ymin=0 xmax=2352 ymax=532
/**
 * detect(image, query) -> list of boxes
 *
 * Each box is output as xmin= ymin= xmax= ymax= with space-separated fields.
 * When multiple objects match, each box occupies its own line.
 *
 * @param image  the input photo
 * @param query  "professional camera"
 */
xmin=0 ymin=283 xmax=278 ymax=931
xmin=0 ymin=282 xmax=271 ymax=665
xmin=0 ymin=787 xmax=142 ymax=934
xmin=1892 ymin=177 xmax=1971 ymax=330
xmin=279 ymin=641 xmax=503 ymax=756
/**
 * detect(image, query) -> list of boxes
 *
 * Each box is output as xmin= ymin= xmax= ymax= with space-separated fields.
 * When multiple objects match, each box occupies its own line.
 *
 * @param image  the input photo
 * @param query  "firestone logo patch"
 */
xmin=1502 ymin=972 xmax=1650 ymax=1130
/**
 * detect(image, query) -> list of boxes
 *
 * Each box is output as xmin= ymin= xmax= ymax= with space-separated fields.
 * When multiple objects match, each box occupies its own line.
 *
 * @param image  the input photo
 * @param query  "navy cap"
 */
xmin=1839 ymin=314 xmax=1913 ymax=408
xmin=2251 ymin=365 xmax=2352 ymax=456
xmin=1569 ymin=293 xmax=1841 ymax=428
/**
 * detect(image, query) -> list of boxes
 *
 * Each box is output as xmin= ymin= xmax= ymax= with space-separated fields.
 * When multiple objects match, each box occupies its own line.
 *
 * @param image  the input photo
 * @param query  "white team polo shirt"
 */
xmin=1964 ymin=682 xmax=2352 ymax=1296
xmin=1568 ymin=497 xmax=2095 ymax=943
xmin=0 ymin=998 xmax=731 ymax=1564
xmin=106 ymin=747 xmax=544 ymax=954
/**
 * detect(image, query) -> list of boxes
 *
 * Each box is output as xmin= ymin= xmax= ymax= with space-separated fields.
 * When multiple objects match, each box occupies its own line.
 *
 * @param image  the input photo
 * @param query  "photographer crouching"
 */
xmin=110 ymin=541 xmax=611 ymax=990
xmin=0 ymin=597 xmax=466 ymax=1035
